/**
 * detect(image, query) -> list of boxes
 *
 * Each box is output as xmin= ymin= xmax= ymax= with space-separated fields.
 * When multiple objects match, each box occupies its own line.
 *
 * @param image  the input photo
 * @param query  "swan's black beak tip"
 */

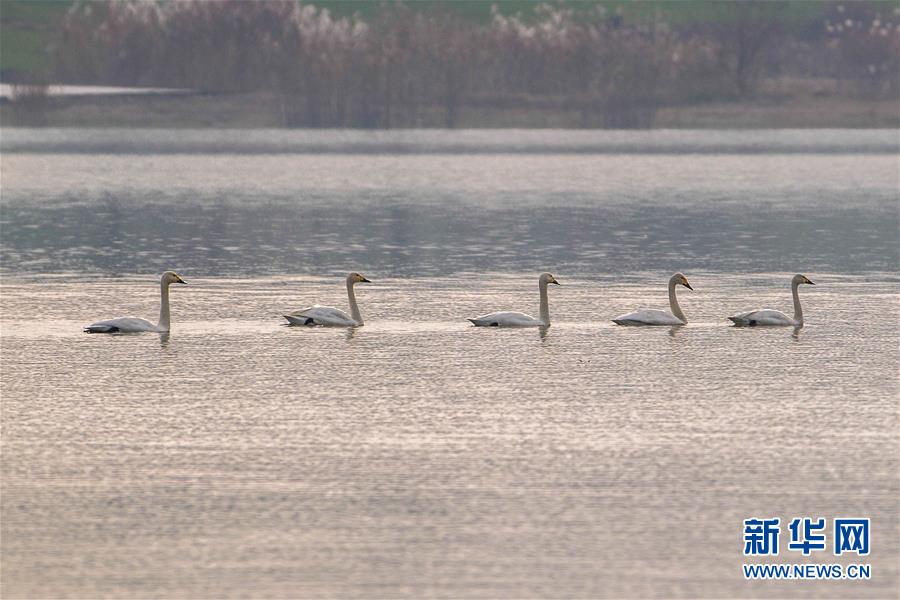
xmin=685 ymin=283 xmax=693 ymax=290
xmin=807 ymin=281 xmax=815 ymax=285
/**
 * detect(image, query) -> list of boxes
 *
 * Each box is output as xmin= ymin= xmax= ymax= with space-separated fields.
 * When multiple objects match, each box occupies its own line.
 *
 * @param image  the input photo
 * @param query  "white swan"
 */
xmin=613 ymin=272 xmax=693 ymax=326
xmin=284 ymin=272 xmax=371 ymax=327
xmin=729 ymin=274 xmax=815 ymax=326
xmin=469 ymin=272 xmax=560 ymax=327
xmin=84 ymin=271 xmax=187 ymax=333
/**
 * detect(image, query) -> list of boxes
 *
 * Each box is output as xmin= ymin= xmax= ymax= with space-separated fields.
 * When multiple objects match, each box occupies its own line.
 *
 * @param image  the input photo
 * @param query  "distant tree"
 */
xmin=714 ymin=1 xmax=787 ymax=96
xmin=48 ymin=0 xmax=898 ymax=128
xmin=824 ymin=1 xmax=900 ymax=98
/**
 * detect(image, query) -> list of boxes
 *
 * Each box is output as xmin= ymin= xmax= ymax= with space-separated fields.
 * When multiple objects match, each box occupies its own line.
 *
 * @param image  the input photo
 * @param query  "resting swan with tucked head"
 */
xmin=613 ymin=272 xmax=693 ymax=326
xmin=729 ymin=274 xmax=815 ymax=327
xmin=284 ymin=272 xmax=371 ymax=327
xmin=84 ymin=271 xmax=187 ymax=333
xmin=468 ymin=272 xmax=560 ymax=327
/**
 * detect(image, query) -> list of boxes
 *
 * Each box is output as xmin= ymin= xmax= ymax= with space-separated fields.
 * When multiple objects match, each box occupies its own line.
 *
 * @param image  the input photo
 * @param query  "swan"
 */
xmin=613 ymin=272 xmax=693 ymax=326
xmin=728 ymin=274 xmax=815 ymax=327
xmin=84 ymin=271 xmax=187 ymax=333
xmin=468 ymin=272 xmax=560 ymax=327
xmin=284 ymin=272 xmax=371 ymax=327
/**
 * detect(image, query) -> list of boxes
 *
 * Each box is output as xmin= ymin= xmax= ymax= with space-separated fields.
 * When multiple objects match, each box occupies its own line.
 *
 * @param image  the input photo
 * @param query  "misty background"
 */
xmin=2 ymin=0 xmax=898 ymax=128
xmin=2 ymin=4 xmax=900 ymax=599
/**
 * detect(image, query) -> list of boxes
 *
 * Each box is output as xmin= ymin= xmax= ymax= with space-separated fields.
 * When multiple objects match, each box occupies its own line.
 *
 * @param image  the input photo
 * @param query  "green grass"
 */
xmin=0 ymin=25 xmax=50 ymax=74
xmin=0 ymin=0 xmax=72 ymax=76
xmin=313 ymin=1 xmax=541 ymax=22
xmin=233 ymin=1 xmax=838 ymax=25
xmin=1 ymin=0 xmax=71 ymax=22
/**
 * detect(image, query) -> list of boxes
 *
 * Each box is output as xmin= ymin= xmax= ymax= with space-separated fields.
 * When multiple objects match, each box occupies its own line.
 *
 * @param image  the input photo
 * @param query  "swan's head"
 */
xmin=540 ymin=272 xmax=560 ymax=286
xmin=793 ymin=274 xmax=814 ymax=286
xmin=672 ymin=272 xmax=693 ymax=290
xmin=161 ymin=271 xmax=187 ymax=285
xmin=348 ymin=272 xmax=371 ymax=284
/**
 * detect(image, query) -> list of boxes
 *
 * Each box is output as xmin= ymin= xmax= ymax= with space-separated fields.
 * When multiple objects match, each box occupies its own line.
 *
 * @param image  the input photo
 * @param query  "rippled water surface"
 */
xmin=1 ymin=129 xmax=898 ymax=598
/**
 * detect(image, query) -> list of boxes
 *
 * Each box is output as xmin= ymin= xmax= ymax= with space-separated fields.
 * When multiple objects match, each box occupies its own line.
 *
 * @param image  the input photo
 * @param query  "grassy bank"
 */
xmin=3 ymin=1 xmax=896 ymax=130
xmin=2 ymin=78 xmax=896 ymax=129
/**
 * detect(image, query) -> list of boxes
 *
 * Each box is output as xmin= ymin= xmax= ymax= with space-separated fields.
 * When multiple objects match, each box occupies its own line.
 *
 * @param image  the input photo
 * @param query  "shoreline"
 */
xmin=2 ymin=79 xmax=897 ymax=130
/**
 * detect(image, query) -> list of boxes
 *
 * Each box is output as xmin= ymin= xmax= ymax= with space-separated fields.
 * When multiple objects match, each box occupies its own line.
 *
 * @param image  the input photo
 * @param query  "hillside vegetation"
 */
xmin=2 ymin=1 xmax=898 ymax=128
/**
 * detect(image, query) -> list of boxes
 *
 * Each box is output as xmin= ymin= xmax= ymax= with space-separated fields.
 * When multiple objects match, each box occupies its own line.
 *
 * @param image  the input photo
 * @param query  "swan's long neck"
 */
xmin=539 ymin=280 xmax=550 ymax=325
xmin=791 ymin=280 xmax=803 ymax=325
xmin=347 ymin=280 xmax=363 ymax=324
xmin=158 ymin=281 xmax=171 ymax=331
xmin=668 ymin=278 xmax=687 ymax=323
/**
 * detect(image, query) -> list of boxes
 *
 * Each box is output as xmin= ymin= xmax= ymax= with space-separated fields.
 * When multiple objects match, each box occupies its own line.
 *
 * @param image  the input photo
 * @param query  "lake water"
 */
xmin=1 ymin=129 xmax=898 ymax=598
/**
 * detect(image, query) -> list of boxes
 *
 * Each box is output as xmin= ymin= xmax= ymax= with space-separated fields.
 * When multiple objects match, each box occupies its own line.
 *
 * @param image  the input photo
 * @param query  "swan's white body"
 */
xmin=469 ymin=273 xmax=559 ymax=327
xmin=613 ymin=273 xmax=693 ymax=326
xmin=86 ymin=316 xmax=165 ymax=333
xmin=729 ymin=274 xmax=814 ymax=327
xmin=613 ymin=308 xmax=685 ymax=326
xmin=284 ymin=272 xmax=370 ymax=327
xmin=284 ymin=305 xmax=359 ymax=327
xmin=729 ymin=309 xmax=797 ymax=327
xmin=469 ymin=311 xmax=545 ymax=327
xmin=85 ymin=271 xmax=187 ymax=333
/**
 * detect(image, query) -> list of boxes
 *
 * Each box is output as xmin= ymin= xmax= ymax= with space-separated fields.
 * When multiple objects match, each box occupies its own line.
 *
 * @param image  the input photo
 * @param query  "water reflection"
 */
xmin=2 ymin=144 xmax=897 ymax=278
xmin=1 ymin=272 xmax=897 ymax=599
xmin=3 ymin=128 xmax=898 ymax=155
xmin=4 ymin=187 xmax=894 ymax=277
xmin=2 ymin=130 xmax=898 ymax=599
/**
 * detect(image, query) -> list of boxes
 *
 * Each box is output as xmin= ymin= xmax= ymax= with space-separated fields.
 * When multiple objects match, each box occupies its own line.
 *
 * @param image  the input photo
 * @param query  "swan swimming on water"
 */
xmin=284 ymin=272 xmax=371 ymax=327
xmin=728 ymin=274 xmax=815 ymax=327
xmin=613 ymin=273 xmax=693 ymax=326
xmin=84 ymin=271 xmax=187 ymax=333
xmin=468 ymin=272 xmax=560 ymax=327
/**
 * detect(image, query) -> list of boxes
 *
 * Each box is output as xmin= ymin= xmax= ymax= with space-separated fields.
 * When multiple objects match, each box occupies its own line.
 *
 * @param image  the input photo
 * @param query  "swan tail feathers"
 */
xmin=728 ymin=316 xmax=756 ymax=326
xmin=468 ymin=318 xmax=500 ymax=327
xmin=284 ymin=314 xmax=314 ymax=326
xmin=612 ymin=318 xmax=639 ymax=326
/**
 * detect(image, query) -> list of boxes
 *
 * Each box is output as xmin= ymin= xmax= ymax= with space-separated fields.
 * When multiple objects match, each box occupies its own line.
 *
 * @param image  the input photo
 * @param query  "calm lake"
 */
xmin=1 ymin=129 xmax=898 ymax=598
